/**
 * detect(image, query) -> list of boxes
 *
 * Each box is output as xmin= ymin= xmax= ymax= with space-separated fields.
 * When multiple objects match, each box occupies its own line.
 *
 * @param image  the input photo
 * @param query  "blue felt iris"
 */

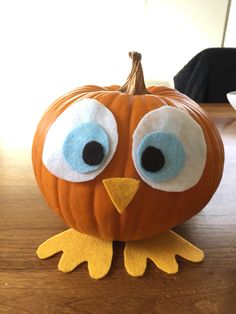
xmin=62 ymin=122 xmax=109 ymax=173
xmin=136 ymin=131 xmax=186 ymax=182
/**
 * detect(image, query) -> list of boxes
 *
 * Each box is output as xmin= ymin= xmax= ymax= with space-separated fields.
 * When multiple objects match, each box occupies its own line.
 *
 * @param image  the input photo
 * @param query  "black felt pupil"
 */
xmin=141 ymin=146 xmax=165 ymax=172
xmin=82 ymin=141 xmax=104 ymax=166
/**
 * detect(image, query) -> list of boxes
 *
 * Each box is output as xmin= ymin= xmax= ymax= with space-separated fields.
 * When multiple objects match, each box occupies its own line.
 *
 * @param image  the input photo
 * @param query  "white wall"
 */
xmin=0 ymin=0 xmax=230 ymax=149
xmin=143 ymin=0 xmax=229 ymax=84
xmin=0 ymin=0 xmax=145 ymax=149
xmin=224 ymin=0 xmax=236 ymax=46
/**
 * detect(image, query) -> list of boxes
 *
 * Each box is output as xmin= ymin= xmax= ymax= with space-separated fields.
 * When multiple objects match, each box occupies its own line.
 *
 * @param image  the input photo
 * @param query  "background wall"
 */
xmin=0 ymin=0 xmax=232 ymax=150
xmin=143 ymin=0 xmax=229 ymax=83
xmin=224 ymin=0 xmax=236 ymax=46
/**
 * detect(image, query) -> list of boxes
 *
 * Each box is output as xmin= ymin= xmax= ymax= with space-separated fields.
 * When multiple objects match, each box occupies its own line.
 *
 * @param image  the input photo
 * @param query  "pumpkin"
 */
xmin=32 ymin=52 xmax=224 ymax=241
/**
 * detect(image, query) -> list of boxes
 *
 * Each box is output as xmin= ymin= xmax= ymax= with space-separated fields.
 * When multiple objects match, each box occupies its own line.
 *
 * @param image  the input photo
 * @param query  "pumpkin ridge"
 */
xmin=58 ymin=180 xmax=71 ymax=228
xmin=147 ymin=85 xmax=174 ymax=95
xmin=59 ymin=179 xmax=80 ymax=229
xmin=57 ymin=180 xmax=72 ymax=227
xmin=122 ymin=95 xmax=134 ymax=177
xmin=92 ymin=90 xmax=121 ymax=108
xmin=54 ymin=85 xmax=106 ymax=104
xmin=55 ymin=179 xmax=62 ymax=220
xmin=47 ymin=90 xmax=106 ymax=120
xmin=141 ymin=94 xmax=168 ymax=109
xmin=67 ymin=183 xmax=81 ymax=232
xmin=108 ymin=93 xmax=130 ymax=170
xmin=91 ymin=176 xmax=103 ymax=238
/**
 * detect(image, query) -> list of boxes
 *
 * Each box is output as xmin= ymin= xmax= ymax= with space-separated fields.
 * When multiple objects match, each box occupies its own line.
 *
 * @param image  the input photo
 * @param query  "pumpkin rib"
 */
xmin=67 ymin=182 xmax=81 ymax=233
xmin=41 ymin=167 xmax=60 ymax=218
xmin=57 ymin=180 xmax=74 ymax=227
xmin=53 ymin=85 xmax=106 ymax=104
xmin=70 ymin=183 xmax=89 ymax=235
xmin=91 ymin=176 xmax=103 ymax=238
xmin=105 ymin=85 xmax=120 ymax=91
xmin=148 ymin=86 xmax=176 ymax=96
xmin=143 ymin=94 xmax=168 ymax=109
xmin=55 ymin=179 xmax=62 ymax=220
xmin=92 ymin=90 xmax=121 ymax=106
xmin=92 ymin=91 xmax=123 ymax=239
xmin=36 ymin=156 xmax=49 ymax=214
xmin=43 ymin=89 xmax=107 ymax=126
xmin=122 ymin=94 xmax=134 ymax=176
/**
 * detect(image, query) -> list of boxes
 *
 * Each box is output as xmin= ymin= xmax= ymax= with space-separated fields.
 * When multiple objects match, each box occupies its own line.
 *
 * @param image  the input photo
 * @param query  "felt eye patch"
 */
xmin=132 ymin=106 xmax=207 ymax=192
xmin=62 ymin=122 xmax=109 ymax=173
xmin=137 ymin=131 xmax=186 ymax=183
xmin=42 ymin=98 xmax=118 ymax=182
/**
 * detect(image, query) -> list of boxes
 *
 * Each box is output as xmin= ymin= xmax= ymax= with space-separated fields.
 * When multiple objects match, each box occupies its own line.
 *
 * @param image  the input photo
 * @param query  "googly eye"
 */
xmin=42 ymin=99 xmax=118 ymax=182
xmin=137 ymin=131 xmax=186 ymax=183
xmin=132 ymin=106 xmax=207 ymax=192
xmin=62 ymin=122 xmax=109 ymax=173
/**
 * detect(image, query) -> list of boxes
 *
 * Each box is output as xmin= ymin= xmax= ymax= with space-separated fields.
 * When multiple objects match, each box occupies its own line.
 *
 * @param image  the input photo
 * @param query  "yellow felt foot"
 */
xmin=124 ymin=230 xmax=204 ymax=277
xmin=36 ymin=229 xmax=113 ymax=279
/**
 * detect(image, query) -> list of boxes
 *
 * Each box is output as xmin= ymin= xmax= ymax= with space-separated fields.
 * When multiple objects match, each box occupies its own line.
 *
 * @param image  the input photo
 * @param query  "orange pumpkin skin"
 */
xmin=32 ymin=84 xmax=224 ymax=241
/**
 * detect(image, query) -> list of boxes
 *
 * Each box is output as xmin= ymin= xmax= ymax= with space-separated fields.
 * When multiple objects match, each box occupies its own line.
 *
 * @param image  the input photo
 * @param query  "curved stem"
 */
xmin=119 ymin=52 xmax=149 ymax=95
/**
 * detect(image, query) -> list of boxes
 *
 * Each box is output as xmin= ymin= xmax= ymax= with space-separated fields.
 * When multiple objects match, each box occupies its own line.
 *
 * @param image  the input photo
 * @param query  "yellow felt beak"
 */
xmin=103 ymin=178 xmax=140 ymax=214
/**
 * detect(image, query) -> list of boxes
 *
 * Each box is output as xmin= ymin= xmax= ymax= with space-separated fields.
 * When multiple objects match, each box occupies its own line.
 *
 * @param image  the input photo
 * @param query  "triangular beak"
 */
xmin=103 ymin=178 xmax=140 ymax=214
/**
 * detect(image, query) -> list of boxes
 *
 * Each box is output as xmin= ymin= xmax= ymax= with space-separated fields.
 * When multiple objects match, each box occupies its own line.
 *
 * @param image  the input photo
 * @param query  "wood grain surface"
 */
xmin=0 ymin=103 xmax=236 ymax=314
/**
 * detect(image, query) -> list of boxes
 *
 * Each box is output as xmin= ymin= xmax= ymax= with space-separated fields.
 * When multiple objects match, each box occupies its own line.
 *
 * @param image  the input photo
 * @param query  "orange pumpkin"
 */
xmin=32 ymin=52 xmax=224 ymax=241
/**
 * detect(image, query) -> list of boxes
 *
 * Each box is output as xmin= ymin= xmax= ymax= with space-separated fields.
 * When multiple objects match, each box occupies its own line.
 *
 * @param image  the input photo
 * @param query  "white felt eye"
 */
xmin=42 ymin=99 xmax=118 ymax=182
xmin=132 ymin=106 xmax=207 ymax=192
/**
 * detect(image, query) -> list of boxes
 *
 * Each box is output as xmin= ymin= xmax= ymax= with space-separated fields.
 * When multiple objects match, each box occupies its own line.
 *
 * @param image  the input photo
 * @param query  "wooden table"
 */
xmin=1 ymin=103 xmax=236 ymax=314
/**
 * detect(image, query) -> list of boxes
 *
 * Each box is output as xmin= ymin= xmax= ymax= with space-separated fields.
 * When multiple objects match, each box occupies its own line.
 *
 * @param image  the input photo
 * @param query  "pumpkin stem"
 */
xmin=119 ymin=52 xmax=150 ymax=95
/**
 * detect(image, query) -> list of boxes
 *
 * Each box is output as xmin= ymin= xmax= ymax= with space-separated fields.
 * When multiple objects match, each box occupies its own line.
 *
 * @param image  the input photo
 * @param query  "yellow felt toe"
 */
xmin=36 ymin=229 xmax=71 ymax=259
xmin=58 ymin=252 xmax=85 ymax=273
xmin=174 ymin=233 xmax=204 ymax=262
xmin=124 ymin=246 xmax=147 ymax=277
xmin=124 ymin=230 xmax=204 ymax=276
xmin=36 ymin=229 xmax=113 ymax=279
xmin=150 ymin=255 xmax=179 ymax=274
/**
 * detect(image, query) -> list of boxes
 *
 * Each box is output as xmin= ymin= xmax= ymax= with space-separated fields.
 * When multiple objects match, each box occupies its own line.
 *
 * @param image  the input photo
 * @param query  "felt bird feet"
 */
xmin=37 ymin=229 xmax=204 ymax=279
xmin=124 ymin=230 xmax=204 ymax=276
xmin=36 ymin=228 xmax=113 ymax=279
